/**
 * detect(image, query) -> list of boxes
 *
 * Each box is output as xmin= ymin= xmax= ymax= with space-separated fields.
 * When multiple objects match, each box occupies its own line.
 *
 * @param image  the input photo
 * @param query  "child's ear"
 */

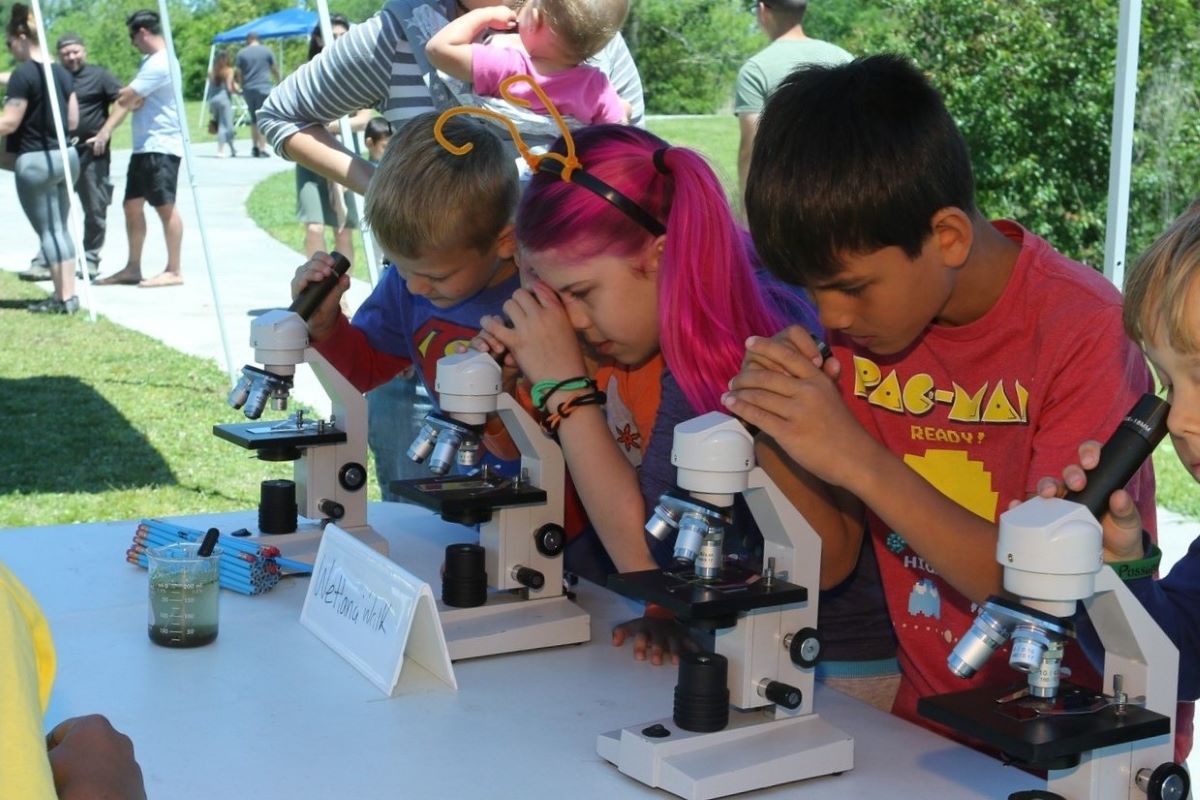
xmin=495 ymin=223 xmax=517 ymax=260
xmin=639 ymin=234 xmax=666 ymax=276
xmin=930 ymin=207 xmax=974 ymax=269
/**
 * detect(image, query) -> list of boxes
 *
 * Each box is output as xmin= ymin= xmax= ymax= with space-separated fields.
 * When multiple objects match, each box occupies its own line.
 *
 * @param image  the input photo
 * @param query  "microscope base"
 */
xmin=597 ymin=708 xmax=853 ymax=800
xmin=439 ymin=593 xmax=590 ymax=661
xmin=236 ymin=522 xmax=389 ymax=565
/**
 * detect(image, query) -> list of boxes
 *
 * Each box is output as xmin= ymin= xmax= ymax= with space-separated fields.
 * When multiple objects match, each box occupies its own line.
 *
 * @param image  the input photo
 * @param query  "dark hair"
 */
xmin=761 ymin=0 xmax=807 ymax=24
xmin=6 ymin=3 xmax=35 ymax=44
xmin=126 ymin=10 xmax=161 ymax=36
xmin=745 ymin=54 xmax=976 ymax=285
xmin=308 ymin=14 xmax=351 ymax=61
xmin=364 ymin=116 xmax=393 ymax=143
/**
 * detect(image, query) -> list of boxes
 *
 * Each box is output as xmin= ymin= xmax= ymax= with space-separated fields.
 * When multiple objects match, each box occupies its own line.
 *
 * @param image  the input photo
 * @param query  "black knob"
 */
xmin=534 ymin=524 xmax=566 ymax=557
xmin=512 ymin=566 xmax=545 ymax=590
xmin=1143 ymin=762 xmax=1189 ymax=800
xmin=761 ymin=680 xmax=802 ymax=710
xmin=317 ymin=499 xmax=344 ymax=520
xmin=289 ymin=251 xmax=351 ymax=321
xmin=339 ymin=462 xmax=367 ymax=491
xmin=788 ymin=627 xmax=822 ymax=669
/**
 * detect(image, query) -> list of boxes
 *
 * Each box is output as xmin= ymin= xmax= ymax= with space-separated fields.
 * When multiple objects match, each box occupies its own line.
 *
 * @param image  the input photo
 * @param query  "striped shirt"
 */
xmin=258 ymin=0 xmax=644 ymax=156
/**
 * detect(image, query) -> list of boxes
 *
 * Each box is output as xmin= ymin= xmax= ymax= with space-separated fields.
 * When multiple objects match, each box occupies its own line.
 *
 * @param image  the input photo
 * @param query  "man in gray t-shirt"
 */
xmin=234 ymin=32 xmax=280 ymax=157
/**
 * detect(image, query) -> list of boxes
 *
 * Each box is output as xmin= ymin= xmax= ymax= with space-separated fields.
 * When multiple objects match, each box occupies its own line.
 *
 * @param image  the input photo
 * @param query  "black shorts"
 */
xmin=124 ymin=152 xmax=180 ymax=207
xmin=243 ymin=88 xmax=269 ymax=124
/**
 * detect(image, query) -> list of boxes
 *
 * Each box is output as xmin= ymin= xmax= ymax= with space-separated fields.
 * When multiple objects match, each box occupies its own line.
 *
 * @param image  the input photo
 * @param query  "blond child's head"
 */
xmin=1125 ymin=202 xmax=1200 ymax=354
xmin=364 ymin=112 xmax=519 ymax=307
xmin=522 ymin=0 xmax=629 ymax=63
xmin=1123 ymin=200 xmax=1200 ymax=476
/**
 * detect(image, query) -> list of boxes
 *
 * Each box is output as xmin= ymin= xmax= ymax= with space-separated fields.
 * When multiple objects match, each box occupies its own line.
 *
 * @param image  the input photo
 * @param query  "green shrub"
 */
xmin=625 ymin=0 xmax=764 ymax=114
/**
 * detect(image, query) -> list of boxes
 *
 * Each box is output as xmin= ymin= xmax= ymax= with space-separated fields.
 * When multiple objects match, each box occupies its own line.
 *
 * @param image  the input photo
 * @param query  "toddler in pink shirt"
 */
xmin=427 ymin=0 xmax=630 ymax=125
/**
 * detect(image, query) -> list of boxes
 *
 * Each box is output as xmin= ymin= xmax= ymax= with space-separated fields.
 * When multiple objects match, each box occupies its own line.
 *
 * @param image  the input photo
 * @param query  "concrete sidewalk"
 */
xmin=0 ymin=140 xmax=373 ymax=415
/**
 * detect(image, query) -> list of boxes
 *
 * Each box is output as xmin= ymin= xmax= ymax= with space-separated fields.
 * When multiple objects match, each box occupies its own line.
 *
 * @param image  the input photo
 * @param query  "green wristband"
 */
xmin=531 ymin=377 xmax=593 ymax=411
xmin=1108 ymin=537 xmax=1162 ymax=582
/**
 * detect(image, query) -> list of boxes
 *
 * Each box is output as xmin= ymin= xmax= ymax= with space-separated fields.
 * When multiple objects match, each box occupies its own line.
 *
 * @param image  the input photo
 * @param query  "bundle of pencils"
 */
xmin=125 ymin=519 xmax=310 ymax=596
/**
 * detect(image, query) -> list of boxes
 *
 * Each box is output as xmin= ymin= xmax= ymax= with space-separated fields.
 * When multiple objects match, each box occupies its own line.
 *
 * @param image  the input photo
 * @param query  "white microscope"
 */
xmin=597 ymin=411 xmax=854 ymax=800
xmin=919 ymin=394 xmax=1190 ymax=800
xmin=213 ymin=252 xmax=387 ymax=563
xmin=391 ymin=350 xmax=590 ymax=660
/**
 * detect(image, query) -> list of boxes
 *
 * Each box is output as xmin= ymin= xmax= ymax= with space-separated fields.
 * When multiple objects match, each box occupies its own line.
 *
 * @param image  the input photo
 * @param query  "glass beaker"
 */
xmin=147 ymin=543 xmax=221 ymax=648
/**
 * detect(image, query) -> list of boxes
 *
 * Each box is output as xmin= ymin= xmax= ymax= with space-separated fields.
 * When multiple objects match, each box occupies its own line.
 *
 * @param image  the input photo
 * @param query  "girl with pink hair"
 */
xmin=473 ymin=123 xmax=821 ymax=662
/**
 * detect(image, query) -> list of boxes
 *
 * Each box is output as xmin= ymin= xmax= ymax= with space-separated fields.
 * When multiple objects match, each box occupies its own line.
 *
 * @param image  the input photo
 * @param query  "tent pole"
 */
xmin=28 ymin=0 xmax=95 ymax=322
xmin=316 ymin=0 xmax=379 ymax=286
xmin=198 ymin=44 xmax=215 ymax=129
xmin=1103 ymin=0 xmax=1142 ymax=288
xmin=157 ymin=0 xmax=237 ymax=385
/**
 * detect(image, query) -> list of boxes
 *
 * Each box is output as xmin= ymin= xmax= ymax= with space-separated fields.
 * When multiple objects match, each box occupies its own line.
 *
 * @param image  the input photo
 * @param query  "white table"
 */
xmin=0 ymin=503 xmax=1028 ymax=799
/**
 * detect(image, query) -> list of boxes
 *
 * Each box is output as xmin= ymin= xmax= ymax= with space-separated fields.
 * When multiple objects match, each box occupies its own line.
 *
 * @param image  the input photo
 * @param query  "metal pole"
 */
xmin=314 ymin=0 xmax=379 ymax=286
xmin=198 ymin=44 xmax=215 ymax=129
xmin=156 ymin=0 xmax=237 ymax=384
xmin=28 ymin=0 xmax=95 ymax=321
xmin=1103 ymin=0 xmax=1142 ymax=289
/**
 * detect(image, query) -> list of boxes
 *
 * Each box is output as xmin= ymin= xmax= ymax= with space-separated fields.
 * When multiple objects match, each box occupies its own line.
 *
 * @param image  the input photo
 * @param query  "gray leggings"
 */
xmin=15 ymin=148 xmax=78 ymax=264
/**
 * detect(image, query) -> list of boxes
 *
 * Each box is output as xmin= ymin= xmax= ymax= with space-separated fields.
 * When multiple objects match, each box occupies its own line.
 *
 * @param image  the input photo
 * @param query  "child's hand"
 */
xmin=1034 ymin=441 xmax=1145 ymax=562
xmin=478 ymin=281 xmax=587 ymax=385
xmin=723 ymin=334 xmax=869 ymax=488
xmin=290 ymin=252 xmax=349 ymax=343
xmin=473 ymin=5 xmax=517 ymax=31
xmin=741 ymin=325 xmax=841 ymax=381
xmin=611 ymin=615 xmax=700 ymax=665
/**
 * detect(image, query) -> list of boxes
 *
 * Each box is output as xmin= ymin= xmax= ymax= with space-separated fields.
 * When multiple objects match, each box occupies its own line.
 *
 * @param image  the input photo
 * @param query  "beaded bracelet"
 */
xmin=541 ymin=389 xmax=607 ymax=434
xmin=1108 ymin=532 xmax=1162 ymax=581
xmin=531 ymin=376 xmax=595 ymax=411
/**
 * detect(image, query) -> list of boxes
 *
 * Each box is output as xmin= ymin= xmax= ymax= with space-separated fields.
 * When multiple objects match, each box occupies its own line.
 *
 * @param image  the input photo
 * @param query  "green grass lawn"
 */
xmin=0 ymin=272 xmax=379 ymax=528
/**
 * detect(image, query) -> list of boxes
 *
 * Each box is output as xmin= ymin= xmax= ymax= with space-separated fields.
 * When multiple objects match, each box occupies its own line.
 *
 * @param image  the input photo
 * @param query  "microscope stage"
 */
xmin=390 ymin=475 xmax=547 ymax=525
xmin=917 ymin=681 xmax=1171 ymax=769
xmin=214 ymin=420 xmax=346 ymax=454
xmin=608 ymin=564 xmax=808 ymax=624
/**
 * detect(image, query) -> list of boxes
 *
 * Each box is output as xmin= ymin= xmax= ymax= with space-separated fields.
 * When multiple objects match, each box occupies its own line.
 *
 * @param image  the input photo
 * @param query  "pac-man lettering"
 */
xmin=853 ymin=356 xmax=1028 ymax=423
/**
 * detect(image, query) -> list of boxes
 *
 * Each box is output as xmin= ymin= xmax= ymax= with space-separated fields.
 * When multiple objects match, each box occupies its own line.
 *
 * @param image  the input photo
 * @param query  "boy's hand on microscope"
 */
xmin=290 ymin=252 xmax=349 ymax=342
xmin=480 ymin=281 xmax=586 ymax=384
xmin=741 ymin=325 xmax=841 ymax=381
xmin=723 ymin=335 xmax=875 ymax=488
xmin=1033 ymin=440 xmax=1145 ymax=563
xmin=612 ymin=614 xmax=700 ymax=666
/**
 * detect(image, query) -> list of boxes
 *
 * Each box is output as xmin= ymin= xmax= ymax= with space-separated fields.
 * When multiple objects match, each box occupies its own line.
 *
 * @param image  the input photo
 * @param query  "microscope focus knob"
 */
xmin=785 ymin=627 xmax=823 ymax=669
xmin=757 ymin=679 xmax=803 ymax=710
xmin=512 ymin=566 xmax=545 ymax=591
xmin=339 ymin=462 xmax=367 ymax=492
xmin=534 ymin=524 xmax=566 ymax=557
xmin=1135 ymin=762 xmax=1190 ymax=800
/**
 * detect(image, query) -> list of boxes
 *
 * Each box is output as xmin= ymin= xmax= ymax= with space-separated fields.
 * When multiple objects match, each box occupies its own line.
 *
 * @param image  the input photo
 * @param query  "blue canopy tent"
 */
xmin=199 ymin=8 xmax=318 ymax=125
xmin=212 ymin=7 xmax=317 ymax=44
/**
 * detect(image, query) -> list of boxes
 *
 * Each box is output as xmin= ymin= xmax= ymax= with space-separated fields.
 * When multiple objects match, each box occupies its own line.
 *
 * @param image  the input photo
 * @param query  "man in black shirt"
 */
xmin=19 ymin=33 xmax=121 ymax=282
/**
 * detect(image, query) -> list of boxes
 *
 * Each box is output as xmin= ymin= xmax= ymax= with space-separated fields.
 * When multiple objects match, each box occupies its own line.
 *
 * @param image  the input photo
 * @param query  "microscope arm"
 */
xmin=1083 ymin=566 xmax=1179 ymax=719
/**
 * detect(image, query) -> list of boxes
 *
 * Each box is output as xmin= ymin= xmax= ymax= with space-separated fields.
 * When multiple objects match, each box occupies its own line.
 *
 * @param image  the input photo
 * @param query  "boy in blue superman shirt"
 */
xmin=291 ymin=112 xmax=519 ymax=488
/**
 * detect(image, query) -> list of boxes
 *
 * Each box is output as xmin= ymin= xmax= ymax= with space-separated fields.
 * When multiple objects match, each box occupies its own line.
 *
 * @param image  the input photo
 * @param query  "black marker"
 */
xmin=198 ymin=527 xmax=220 ymax=558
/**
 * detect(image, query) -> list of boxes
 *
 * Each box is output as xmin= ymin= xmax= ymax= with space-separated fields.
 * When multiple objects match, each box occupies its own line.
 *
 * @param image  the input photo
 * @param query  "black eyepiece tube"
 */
xmin=1063 ymin=393 xmax=1169 ymax=519
xmin=288 ymin=251 xmax=352 ymax=321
